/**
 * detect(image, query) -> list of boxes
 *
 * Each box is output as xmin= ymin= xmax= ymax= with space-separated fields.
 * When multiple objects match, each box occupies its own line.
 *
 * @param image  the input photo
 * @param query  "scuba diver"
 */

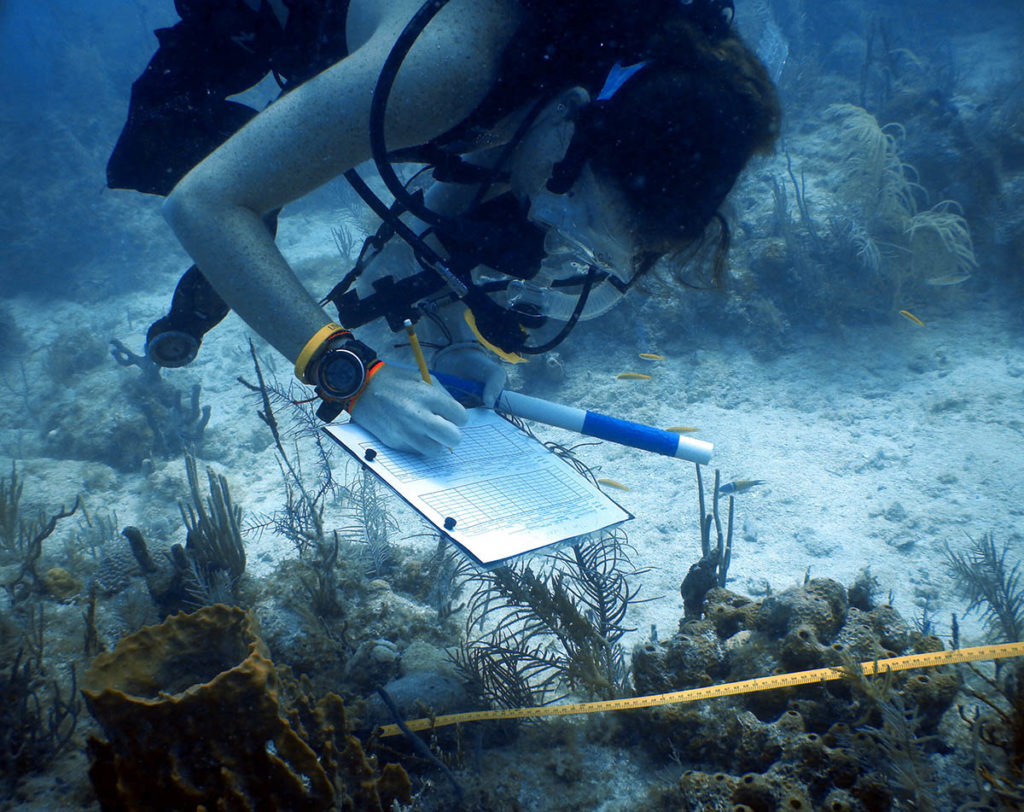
xmin=109 ymin=0 xmax=780 ymax=455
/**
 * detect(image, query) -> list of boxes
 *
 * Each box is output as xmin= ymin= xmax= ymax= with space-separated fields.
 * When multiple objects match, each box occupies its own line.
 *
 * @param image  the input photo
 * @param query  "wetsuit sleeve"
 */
xmin=107 ymin=0 xmax=285 ymax=196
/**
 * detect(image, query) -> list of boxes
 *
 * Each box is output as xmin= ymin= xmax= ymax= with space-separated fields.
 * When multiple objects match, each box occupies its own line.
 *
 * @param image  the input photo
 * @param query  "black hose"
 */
xmin=375 ymin=684 xmax=464 ymax=803
xmin=368 ymin=0 xmax=453 ymax=230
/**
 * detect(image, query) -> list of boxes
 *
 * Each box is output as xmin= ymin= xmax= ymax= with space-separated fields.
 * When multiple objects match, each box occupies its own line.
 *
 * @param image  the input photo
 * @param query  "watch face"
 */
xmin=319 ymin=349 xmax=365 ymax=399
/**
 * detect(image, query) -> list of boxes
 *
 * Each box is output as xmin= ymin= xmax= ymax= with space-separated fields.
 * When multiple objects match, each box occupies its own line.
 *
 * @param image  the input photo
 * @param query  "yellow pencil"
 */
xmin=404 ymin=319 xmax=431 ymax=384
xmin=405 ymin=320 xmax=454 ymax=453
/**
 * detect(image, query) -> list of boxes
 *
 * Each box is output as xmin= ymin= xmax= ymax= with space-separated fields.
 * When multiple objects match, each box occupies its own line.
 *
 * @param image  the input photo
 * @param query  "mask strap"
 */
xmin=545 ymin=126 xmax=592 ymax=195
xmin=547 ymin=60 xmax=650 ymax=195
xmin=596 ymin=61 xmax=649 ymax=102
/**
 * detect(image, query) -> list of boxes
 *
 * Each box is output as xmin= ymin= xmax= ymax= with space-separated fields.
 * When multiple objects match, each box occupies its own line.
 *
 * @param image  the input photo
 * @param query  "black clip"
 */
xmin=316 ymin=398 xmax=345 ymax=423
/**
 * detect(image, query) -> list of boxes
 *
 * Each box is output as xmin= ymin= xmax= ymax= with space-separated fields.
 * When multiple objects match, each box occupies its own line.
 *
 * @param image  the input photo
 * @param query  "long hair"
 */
xmin=582 ymin=10 xmax=781 ymax=257
xmin=503 ymin=1 xmax=781 ymax=286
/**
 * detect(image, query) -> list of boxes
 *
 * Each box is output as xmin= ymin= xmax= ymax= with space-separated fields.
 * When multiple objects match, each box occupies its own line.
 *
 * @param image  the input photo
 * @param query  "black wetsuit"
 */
xmin=109 ymin=0 xmax=351 ymax=196
xmin=110 ymin=0 xmax=676 ymax=362
xmin=109 ymin=0 xmax=351 ymax=361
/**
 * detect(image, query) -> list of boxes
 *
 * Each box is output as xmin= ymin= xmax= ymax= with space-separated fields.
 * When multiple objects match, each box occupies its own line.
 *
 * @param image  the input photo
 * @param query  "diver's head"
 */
xmin=577 ymin=15 xmax=781 ymax=252
xmin=513 ymin=5 xmax=781 ymax=280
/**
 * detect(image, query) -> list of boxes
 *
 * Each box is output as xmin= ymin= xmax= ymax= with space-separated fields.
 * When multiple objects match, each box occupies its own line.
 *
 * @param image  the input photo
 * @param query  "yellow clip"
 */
xmin=463 ymin=309 xmax=528 ymax=364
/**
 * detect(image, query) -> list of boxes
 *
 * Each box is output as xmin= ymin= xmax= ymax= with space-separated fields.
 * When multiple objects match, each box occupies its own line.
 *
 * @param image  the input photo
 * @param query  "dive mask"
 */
xmin=495 ymin=167 xmax=641 ymax=324
xmin=527 ymin=164 xmax=638 ymax=285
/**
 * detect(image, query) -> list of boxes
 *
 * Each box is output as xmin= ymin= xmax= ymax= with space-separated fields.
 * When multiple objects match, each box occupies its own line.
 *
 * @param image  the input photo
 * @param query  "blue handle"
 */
xmin=430 ymin=370 xmax=712 ymax=464
xmin=432 ymin=370 xmax=485 ymax=404
xmin=581 ymin=411 xmax=681 ymax=457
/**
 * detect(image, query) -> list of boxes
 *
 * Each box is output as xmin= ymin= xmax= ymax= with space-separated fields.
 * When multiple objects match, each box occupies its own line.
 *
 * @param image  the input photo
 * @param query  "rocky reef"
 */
xmin=3 ymin=455 xmax=1019 ymax=810
xmin=628 ymin=577 xmax=964 ymax=811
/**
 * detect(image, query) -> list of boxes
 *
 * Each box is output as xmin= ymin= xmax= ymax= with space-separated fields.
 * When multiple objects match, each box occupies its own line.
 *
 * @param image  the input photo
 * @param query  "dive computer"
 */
xmin=311 ymin=338 xmax=379 ymax=402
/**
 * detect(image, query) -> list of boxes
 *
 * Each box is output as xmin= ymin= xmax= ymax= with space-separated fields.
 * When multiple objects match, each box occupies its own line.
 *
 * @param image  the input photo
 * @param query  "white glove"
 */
xmin=348 ymin=364 xmax=467 ymax=456
xmin=432 ymin=343 xmax=507 ymax=407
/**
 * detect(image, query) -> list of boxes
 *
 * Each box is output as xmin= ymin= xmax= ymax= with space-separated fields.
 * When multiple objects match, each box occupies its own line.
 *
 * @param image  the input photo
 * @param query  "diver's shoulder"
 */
xmin=349 ymin=0 xmax=520 ymax=46
xmin=352 ymin=0 xmax=520 ymax=23
xmin=339 ymin=0 xmax=522 ymax=99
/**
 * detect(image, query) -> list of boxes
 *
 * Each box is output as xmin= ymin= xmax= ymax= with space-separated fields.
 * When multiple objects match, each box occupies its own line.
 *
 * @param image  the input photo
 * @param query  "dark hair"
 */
xmin=582 ymin=16 xmax=781 ymax=256
xmin=491 ymin=2 xmax=779 ymax=284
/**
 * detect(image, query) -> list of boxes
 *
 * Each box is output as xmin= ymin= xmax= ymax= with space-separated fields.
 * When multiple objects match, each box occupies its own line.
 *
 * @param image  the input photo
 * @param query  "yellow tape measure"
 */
xmin=378 ymin=641 xmax=1024 ymax=737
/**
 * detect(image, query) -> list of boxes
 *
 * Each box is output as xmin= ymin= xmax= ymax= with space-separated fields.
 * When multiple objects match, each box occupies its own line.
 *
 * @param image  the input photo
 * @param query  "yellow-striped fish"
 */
xmin=665 ymin=426 xmax=699 ymax=434
xmin=639 ymin=352 xmax=666 ymax=361
xmin=898 ymin=309 xmax=925 ymax=327
xmin=616 ymin=372 xmax=652 ymax=380
xmin=926 ymin=273 xmax=971 ymax=287
xmin=597 ymin=478 xmax=630 ymax=491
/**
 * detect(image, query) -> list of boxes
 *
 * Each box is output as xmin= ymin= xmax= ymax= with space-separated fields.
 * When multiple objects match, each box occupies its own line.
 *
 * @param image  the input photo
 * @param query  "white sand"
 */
xmin=4 ymin=193 xmax=1020 ymax=653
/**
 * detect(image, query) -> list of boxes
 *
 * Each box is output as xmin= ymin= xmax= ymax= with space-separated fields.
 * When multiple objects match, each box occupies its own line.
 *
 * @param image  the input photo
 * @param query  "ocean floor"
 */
xmin=10 ymin=197 xmax=1023 ymax=633
xmin=1 ymin=193 xmax=1021 ymax=808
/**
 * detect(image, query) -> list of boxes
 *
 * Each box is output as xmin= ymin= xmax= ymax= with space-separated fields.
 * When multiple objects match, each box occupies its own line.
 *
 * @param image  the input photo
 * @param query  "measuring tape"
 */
xmin=378 ymin=641 xmax=1024 ymax=737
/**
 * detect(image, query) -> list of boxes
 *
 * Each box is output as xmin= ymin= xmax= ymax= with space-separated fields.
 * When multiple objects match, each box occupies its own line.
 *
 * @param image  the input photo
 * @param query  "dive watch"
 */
xmin=309 ymin=336 xmax=382 ymax=421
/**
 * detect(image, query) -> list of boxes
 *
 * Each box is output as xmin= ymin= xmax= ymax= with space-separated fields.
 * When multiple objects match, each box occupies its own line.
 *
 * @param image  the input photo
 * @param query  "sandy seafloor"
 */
xmin=2 ymin=0 xmax=1024 ymax=809
xmin=2 ymin=198 xmax=1023 ymax=809
xmin=8 ymin=198 xmax=1023 ymax=641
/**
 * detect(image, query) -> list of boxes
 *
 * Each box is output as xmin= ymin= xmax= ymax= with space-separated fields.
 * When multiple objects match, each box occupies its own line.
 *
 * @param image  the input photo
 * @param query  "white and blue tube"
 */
xmin=432 ymin=370 xmax=713 ymax=465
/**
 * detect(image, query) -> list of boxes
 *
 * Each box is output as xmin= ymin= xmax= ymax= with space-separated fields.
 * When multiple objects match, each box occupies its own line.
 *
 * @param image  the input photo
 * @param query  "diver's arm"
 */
xmin=162 ymin=0 xmax=520 ymax=363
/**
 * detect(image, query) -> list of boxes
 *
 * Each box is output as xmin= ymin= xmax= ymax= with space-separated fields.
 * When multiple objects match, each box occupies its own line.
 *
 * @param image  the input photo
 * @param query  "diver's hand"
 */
xmin=349 ymin=364 xmax=467 ymax=455
xmin=432 ymin=343 xmax=506 ymax=407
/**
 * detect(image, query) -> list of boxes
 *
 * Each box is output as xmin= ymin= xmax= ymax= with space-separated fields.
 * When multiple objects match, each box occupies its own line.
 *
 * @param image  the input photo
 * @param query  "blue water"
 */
xmin=1 ymin=1 xmax=1022 ymax=809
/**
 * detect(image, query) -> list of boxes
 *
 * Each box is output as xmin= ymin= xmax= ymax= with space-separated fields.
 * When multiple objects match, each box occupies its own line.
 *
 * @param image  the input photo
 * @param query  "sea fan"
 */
xmin=457 ymin=528 xmax=645 ymax=704
xmin=945 ymin=532 xmax=1024 ymax=643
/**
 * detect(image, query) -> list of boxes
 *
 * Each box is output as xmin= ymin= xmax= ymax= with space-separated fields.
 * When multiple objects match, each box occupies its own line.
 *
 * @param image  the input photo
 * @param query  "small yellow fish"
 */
xmin=616 ymin=372 xmax=652 ymax=380
xmin=926 ymin=273 xmax=971 ymax=287
xmin=639 ymin=352 xmax=666 ymax=361
xmin=665 ymin=426 xmax=699 ymax=434
xmin=898 ymin=309 xmax=925 ymax=327
xmin=597 ymin=477 xmax=630 ymax=491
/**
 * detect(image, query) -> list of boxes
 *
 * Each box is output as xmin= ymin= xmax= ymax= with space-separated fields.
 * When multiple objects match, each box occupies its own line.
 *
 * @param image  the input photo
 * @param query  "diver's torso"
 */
xmin=339 ymin=0 xmax=679 ymax=344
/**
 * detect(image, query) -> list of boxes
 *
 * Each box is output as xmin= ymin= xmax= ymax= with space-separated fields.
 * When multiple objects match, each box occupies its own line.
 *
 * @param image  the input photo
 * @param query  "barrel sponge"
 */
xmin=81 ymin=604 xmax=403 ymax=811
xmin=678 ymin=769 xmax=738 ymax=808
xmin=866 ymin=603 xmax=912 ymax=653
xmin=731 ymin=772 xmax=813 ymax=812
xmin=779 ymin=624 xmax=829 ymax=670
xmin=899 ymin=668 xmax=962 ymax=730
xmin=663 ymin=622 xmax=726 ymax=687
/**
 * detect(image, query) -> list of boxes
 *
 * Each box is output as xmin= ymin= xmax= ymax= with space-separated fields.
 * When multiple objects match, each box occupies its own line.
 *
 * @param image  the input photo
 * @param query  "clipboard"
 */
xmin=323 ymin=408 xmax=632 ymax=566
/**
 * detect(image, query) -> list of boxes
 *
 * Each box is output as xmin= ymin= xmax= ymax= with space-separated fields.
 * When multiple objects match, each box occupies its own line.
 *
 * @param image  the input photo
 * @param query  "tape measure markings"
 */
xmin=378 ymin=642 xmax=1024 ymax=737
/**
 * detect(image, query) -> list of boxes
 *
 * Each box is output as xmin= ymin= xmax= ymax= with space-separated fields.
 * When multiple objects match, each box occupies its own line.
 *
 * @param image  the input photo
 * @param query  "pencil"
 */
xmin=404 ymin=319 xmax=431 ymax=385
